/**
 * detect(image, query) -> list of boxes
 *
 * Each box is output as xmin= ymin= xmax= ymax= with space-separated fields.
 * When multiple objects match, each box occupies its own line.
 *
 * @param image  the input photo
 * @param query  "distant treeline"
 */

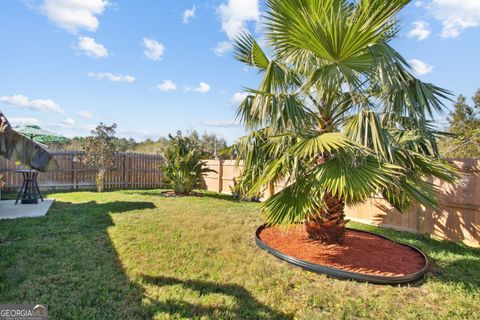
xmin=52 ymin=130 xmax=234 ymax=159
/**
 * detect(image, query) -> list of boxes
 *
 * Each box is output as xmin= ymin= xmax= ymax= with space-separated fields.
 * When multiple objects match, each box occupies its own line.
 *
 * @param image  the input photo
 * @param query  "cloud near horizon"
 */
xmin=202 ymin=119 xmax=241 ymax=128
xmin=0 ymin=94 xmax=64 ymax=114
xmin=8 ymin=117 xmax=41 ymax=127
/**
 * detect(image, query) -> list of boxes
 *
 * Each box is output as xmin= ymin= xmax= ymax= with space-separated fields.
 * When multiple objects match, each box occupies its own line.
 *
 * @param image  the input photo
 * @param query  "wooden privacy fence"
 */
xmin=202 ymin=159 xmax=480 ymax=247
xmin=0 ymin=152 xmax=163 ymax=191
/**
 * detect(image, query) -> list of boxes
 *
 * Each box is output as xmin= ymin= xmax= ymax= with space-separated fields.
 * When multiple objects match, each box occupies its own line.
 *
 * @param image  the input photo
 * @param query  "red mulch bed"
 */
xmin=258 ymin=225 xmax=426 ymax=277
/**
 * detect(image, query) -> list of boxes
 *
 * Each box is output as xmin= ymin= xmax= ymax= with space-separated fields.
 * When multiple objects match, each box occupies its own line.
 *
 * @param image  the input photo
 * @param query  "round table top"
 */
xmin=14 ymin=169 xmax=39 ymax=173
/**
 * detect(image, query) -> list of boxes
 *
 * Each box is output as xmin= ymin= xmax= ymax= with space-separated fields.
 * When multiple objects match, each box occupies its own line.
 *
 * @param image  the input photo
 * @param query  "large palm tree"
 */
xmin=232 ymin=0 xmax=459 ymax=243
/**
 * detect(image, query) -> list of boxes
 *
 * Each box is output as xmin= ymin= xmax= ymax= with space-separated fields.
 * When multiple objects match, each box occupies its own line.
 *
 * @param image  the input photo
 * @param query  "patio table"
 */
xmin=15 ymin=169 xmax=44 ymax=205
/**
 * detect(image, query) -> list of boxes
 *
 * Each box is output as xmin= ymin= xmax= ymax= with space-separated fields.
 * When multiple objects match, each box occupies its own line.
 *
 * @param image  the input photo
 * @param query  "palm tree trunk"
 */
xmin=305 ymin=191 xmax=349 ymax=244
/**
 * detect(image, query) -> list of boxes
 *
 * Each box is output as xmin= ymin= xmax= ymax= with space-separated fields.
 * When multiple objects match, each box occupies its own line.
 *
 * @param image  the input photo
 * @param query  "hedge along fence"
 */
xmin=202 ymin=159 xmax=480 ymax=247
xmin=0 ymin=152 xmax=164 ymax=192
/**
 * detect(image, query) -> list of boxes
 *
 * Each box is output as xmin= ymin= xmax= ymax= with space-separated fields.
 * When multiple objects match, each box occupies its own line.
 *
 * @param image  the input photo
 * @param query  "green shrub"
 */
xmin=159 ymin=131 xmax=214 ymax=195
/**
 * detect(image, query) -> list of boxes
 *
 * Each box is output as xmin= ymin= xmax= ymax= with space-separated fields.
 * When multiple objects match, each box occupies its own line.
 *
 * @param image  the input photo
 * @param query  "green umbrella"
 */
xmin=17 ymin=125 xmax=70 ymax=144
xmin=0 ymin=114 xmax=58 ymax=172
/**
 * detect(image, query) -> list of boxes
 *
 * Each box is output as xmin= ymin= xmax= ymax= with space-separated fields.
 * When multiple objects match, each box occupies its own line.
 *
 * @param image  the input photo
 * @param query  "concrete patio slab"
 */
xmin=0 ymin=199 xmax=55 ymax=220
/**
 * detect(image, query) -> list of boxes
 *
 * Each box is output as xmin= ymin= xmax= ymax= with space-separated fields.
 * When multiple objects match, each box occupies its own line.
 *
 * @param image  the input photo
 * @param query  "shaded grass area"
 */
xmin=0 ymin=189 xmax=479 ymax=319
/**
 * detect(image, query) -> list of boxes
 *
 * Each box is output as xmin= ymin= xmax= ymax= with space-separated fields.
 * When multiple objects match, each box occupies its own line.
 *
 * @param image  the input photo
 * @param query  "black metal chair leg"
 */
xmin=15 ymin=178 xmax=26 ymax=205
xmin=34 ymin=176 xmax=43 ymax=201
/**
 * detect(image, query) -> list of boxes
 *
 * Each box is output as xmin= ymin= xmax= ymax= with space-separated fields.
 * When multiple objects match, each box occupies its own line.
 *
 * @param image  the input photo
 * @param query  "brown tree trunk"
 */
xmin=305 ymin=192 xmax=349 ymax=244
xmin=96 ymin=169 xmax=106 ymax=193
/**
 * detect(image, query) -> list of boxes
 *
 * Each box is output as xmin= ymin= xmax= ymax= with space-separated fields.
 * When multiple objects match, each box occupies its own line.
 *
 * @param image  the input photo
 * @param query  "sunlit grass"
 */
xmin=0 ymin=189 xmax=479 ymax=319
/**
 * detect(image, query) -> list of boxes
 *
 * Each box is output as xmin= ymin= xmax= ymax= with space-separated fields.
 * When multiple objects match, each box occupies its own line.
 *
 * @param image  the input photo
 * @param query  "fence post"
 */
xmin=124 ymin=154 xmax=129 ymax=189
xmin=72 ymin=152 xmax=78 ymax=190
xmin=122 ymin=153 xmax=127 ymax=188
xmin=218 ymin=160 xmax=223 ymax=193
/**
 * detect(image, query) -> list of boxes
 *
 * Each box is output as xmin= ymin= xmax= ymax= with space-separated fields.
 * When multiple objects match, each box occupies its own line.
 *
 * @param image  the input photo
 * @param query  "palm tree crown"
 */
xmin=232 ymin=0 xmax=458 ymax=241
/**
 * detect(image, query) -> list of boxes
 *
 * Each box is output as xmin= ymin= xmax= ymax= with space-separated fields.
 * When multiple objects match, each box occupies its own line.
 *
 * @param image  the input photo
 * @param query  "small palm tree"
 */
xmin=232 ymin=0 xmax=459 ymax=243
xmin=160 ymin=131 xmax=213 ymax=195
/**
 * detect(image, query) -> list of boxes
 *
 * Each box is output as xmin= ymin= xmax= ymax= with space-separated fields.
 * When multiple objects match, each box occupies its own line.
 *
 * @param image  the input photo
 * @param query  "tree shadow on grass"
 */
xmin=0 ymin=200 xmax=155 ymax=319
xmin=140 ymin=275 xmax=292 ymax=319
xmin=0 ymin=199 xmax=290 ymax=319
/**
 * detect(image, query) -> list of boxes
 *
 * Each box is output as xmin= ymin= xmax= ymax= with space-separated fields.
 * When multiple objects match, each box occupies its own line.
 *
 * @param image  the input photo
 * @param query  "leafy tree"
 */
xmin=232 ymin=0 xmax=459 ymax=243
xmin=442 ymin=90 xmax=480 ymax=157
xmin=159 ymin=131 xmax=213 ymax=195
xmin=192 ymin=131 xmax=230 ymax=159
xmin=82 ymin=123 xmax=117 ymax=192
xmin=114 ymin=137 xmax=137 ymax=152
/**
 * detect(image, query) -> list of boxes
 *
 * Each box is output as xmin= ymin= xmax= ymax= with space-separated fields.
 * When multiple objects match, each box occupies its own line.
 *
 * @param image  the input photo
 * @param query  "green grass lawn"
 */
xmin=0 ymin=190 xmax=479 ymax=319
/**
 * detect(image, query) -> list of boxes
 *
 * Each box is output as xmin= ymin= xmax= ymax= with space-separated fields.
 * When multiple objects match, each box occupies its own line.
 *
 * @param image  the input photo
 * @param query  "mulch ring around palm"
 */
xmin=258 ymin=225 xmax=426 ymax=277
xmin=160 ymin=191 xmax=204 ymax=197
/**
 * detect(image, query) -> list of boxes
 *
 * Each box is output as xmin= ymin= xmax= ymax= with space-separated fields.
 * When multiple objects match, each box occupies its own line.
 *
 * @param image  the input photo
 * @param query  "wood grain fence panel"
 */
xmin=0 ymin=152 xmax=163 ymax=191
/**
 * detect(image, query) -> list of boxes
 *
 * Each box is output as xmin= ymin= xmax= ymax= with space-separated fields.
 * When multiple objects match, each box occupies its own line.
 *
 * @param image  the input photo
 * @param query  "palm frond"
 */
xmin=234 ymin=33 xmax=270 ymax=69
xmin=290 ymin=132 xmax=356 ymax=158
xmin=343 ymin=109 xmax=392 ymax=160
xmin=312 ymin=155 xmax=403 ymax=204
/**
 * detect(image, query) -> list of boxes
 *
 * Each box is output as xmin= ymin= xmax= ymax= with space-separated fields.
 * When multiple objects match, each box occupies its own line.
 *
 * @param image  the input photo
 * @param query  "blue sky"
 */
xmin=0 ymin=0 xmax=479 ymax=143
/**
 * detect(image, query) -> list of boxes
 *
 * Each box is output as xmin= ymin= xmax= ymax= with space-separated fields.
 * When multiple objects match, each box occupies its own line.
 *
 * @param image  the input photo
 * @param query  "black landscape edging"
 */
xmin=255 ymin=225 xmax=428 ymax=285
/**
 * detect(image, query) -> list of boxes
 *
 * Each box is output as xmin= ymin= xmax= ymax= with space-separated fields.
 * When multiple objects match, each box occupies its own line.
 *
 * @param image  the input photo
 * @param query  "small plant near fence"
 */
xmin=82 ymin=123 xmax=117 ymax=192
xmin=157 ymin=131 xmax=214 ymax=195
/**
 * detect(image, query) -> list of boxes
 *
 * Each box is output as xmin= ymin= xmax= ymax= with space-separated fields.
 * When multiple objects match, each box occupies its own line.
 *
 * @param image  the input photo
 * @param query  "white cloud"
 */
xmin=76 ymin=36 xmax=108 ymax=58
xmin=9 ymin=117 xmax=41 ymax=127
xmin=183 ymin=5 xmax=196 ymax=25
xmin=143 ymin=38 xmax=165 ymax=61
xmin=77 ymin=110 xmax=94 ymax=119
xmin=187 ymin=82 xmax=211 ymax=93
xmin=202 ymin=120 xmax=241 ymax=127
xmin=231 ymin=92 xmax=248 ymax=105
xmin=0 ymin=94 xmax=64 ymax=113
xmin=414 ymin=1 xmax=424 ymax=7
xmin=88 ymin=72 xmax=135 ymax=82
xmin=409 ymin=59 xmax=434 ymax=75
xmin=217 ymin=0 xmax=260 ymax=40
xmin=214 ymin=41 xmax=233 ymax=56
xmin=407 ymin=21 xmax=431 ymax=41
xmin=40 ymin=0 xmax=109 ymax=33
xmin=62 ymin=118 xmax=76 ymax=127
xmin=429 ymin=0 xmax=480 ymax=38
xmin=156 ymin=80 xmax=177 ymax=92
